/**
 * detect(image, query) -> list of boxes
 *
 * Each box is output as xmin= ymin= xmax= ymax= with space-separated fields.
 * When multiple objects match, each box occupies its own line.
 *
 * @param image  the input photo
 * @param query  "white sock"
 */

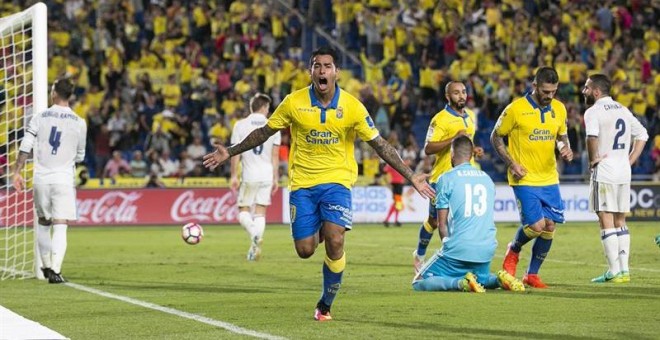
xmin=253 ymin=216 xmax=266 ymax=240
xmin=600 ymin=228 xmax=620 ymax=275
xmin=238 ymin=211 xmax=255 ymax=238
xmin=37 ymin=223 xmax=52 ymax=269
xmin=616 ymin=226 xmax=630 ymax=272
xmin=51 ymin=224 xmax=68 ymax=273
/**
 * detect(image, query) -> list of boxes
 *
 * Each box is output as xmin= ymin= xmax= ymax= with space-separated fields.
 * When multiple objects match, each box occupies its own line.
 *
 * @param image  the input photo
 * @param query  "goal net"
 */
xmin=0 ymin=2 xmax=47 ymax=280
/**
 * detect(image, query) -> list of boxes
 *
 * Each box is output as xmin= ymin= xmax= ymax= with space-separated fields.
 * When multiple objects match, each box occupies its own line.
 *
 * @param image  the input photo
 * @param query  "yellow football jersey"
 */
xmin=267 ymin=86 xmax=380 ymax=190
xmin=494 ymin=94 xmax=568 ymax=186
xmin=425 ymin=106 xmax=477 ymax=182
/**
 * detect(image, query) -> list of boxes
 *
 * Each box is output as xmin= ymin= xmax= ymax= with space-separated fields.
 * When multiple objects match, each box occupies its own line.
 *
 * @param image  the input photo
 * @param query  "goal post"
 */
xmin=0 ymin=2 xmax=48 ymax=280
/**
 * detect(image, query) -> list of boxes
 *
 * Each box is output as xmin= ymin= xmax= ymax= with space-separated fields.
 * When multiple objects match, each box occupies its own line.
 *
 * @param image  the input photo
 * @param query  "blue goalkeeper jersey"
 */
xmin=434 ymin=162 xmax=497 ymax=263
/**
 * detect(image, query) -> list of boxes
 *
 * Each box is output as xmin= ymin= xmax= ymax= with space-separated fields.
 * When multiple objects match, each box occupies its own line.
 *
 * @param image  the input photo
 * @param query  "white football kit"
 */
xmin=19 ymin=105 xmax=87 ymax=220
xmin=230 ymin=113 xmax=281 ymax=207
xmin=584 ymin=96 xmax=648 ymax=213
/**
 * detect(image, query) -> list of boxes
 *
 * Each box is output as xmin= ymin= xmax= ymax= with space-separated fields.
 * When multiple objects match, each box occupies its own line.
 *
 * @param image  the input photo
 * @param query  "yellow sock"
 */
xmin=523 ymin=226 xmax=542 ymax=239
xmin=423 ymin=220 xmax=435 ymax=233
xmin=324 ymin=252 xmax=346 ymax=273
xmin=540 ymin=230 xmax=554 ymax=240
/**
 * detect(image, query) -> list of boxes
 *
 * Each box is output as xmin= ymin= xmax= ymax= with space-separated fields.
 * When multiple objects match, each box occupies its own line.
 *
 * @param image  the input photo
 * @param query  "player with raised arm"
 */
xmin=582 ymin=74 xmax=648 ymax=283
xmin=230 ymin=93 xmax=281 ymax=261
xmin=12 ymin=78 xmax=87 ymax=284
xmin=413 ymin=81 xmax=482 ymax=273
xmin=203 ymin=46 xmax=434 ymax=321
xmin=413 ymin=135 xmax=524 ymax=293
xmin=491 ymin=67 xmax=573 ymax=288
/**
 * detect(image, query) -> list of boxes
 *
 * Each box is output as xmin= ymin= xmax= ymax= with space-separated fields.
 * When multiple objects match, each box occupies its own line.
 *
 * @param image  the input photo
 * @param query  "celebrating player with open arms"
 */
xmin=203 ymin=46 xmax=434 ymax=321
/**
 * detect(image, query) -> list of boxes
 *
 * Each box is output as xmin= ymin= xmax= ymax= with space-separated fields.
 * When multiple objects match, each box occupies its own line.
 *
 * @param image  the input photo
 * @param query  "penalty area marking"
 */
xmin=65 ymin=282 xmax=287 ymax=340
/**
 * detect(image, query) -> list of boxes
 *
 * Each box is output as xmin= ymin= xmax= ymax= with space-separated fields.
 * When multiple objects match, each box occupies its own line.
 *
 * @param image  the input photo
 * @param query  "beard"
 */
xmin=534 ymin=93 xmax=552 ymax=106
xmin=584 ymin=94 xmax=595 ymax=106
xmin=450 ymin=100 xmax=466 ymax=110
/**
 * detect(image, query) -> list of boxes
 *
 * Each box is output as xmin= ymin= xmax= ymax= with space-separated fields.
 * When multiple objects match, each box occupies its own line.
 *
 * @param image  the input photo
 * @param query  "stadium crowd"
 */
xmin=1 ymin=0 xmax=658 ymax=184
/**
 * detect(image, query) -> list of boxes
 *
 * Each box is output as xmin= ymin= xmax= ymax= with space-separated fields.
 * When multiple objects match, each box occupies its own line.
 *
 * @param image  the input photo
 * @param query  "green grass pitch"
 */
xmin=1 ymin=222 xmax=659 ymax=339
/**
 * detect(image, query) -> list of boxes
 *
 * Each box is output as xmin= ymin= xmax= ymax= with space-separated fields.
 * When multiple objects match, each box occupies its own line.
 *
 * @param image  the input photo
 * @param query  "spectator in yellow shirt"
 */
xmin=360 ymin=49 xmax=391 ymax=86
xmin=162 ymin=74 xmax=181 ymax=108
xmin=208 ymin=116 xmax=231 ymax=147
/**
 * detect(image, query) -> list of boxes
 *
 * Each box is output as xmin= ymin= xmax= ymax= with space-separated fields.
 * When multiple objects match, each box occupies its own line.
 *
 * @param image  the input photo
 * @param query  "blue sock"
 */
xmin=528 ymin=231 xmax=553 ymax=274
xmin=412 ymin=276 xmax=461 ymax=291
xmin=320 ymin=254 xmax=345 ymax=308
xmin=416 ymin=221 xmax=434 ymax=256
xmin=510 ymin=225 xmax=541 ymax=253
xmin=478 ymin=273 xmax=500 ymax=289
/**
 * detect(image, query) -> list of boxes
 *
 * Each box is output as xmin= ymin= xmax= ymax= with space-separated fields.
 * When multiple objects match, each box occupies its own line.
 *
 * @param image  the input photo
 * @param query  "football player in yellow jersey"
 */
xmin=490 ymin=67 xmax=573 ymax=288
xmin=413 ymin=81 xmax=482 ymax=273
xmin=203 ymin=46 xmax=434 ymax=321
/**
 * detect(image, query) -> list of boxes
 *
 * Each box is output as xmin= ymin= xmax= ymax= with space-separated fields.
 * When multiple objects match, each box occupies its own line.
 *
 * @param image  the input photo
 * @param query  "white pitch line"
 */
xmin=65 ymin=282 xmax=287 ymax=340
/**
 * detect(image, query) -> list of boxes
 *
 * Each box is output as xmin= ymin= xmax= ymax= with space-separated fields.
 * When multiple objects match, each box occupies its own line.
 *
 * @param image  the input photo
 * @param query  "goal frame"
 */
xmin=0 ymin=2 xmax=48 ymax=279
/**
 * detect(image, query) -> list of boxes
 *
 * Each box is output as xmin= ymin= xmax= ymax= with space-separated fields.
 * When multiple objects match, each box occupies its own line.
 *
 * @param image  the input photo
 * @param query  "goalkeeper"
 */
xmin=413 ymin=136 xmax=524 ymax=293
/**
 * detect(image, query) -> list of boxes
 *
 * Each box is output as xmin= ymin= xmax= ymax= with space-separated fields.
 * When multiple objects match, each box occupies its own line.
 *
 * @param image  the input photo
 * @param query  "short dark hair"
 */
xmin=309 ymin=46 xmax=340 ymax=68
xmin=534 ymin=66 xmax=559 ymax=85
xmin=452 ymin=135 xmax=473 ymax=160
xmin=52 ymin=78 xmax=74 ymax=99
xmin=249 ymin=93 xmax=271 ymax=113
xmin=588 ymin=74 xmax=611 ymax=95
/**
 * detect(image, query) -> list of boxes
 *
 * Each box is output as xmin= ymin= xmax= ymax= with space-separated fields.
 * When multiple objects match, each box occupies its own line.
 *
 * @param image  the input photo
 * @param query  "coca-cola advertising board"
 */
xmin=75 ymin=188 xmax=283 ymax=226
xmin=1 ymin=188 xmax=283 ymax=226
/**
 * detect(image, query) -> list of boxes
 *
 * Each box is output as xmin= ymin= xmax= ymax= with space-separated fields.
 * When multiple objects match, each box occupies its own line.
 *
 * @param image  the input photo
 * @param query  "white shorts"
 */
xmin=237 ymin=181 xmax=273 ymax=207
xmin=589 ymin=181 xmax=630 ymax=213
xmin=34 ymin=183 xmax=77 ymax=221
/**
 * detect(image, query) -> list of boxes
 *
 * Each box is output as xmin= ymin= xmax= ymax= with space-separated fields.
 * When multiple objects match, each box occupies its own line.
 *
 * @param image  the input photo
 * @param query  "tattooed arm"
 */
xmin=367 ymin=136 xmax=435 ymax=199
xmin=490 ymin=130 xmax=515 ymax=167
xmin=227 ymin=126 xmax=278 ymax=156
xmin=203 ymin=125 xmax=278 ymax=170
xmin=367 ymin=136 xmax=413 ymax=180
xmin=490 ymin=129 xmax=527 ymax=180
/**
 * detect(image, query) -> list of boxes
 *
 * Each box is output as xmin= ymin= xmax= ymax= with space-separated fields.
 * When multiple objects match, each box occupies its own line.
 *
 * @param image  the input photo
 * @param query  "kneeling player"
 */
xmin=412 ymin=136 xmax=524 ymax=292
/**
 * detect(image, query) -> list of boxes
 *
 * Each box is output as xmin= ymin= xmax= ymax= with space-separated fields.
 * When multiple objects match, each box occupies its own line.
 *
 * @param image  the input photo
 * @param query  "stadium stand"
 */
xmin=1 ymin=0 xmax=657 ymax=184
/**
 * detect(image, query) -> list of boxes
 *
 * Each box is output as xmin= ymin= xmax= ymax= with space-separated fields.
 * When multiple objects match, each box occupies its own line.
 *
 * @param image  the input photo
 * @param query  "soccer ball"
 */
xmin=181 ymin=223 xmax=204 ymax=245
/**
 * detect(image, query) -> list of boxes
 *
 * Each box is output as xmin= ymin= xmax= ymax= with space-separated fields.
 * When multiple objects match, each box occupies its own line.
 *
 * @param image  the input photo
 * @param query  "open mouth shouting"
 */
xmin=317 ymin=77 xmax=329 ymax=92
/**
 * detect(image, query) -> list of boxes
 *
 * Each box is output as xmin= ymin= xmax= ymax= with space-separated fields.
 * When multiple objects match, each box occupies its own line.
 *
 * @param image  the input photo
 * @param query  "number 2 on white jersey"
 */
xmin=464 ymin=183 xmax=487 ymax=217
xmin=612 ymin=118 xmax=626 ymax=150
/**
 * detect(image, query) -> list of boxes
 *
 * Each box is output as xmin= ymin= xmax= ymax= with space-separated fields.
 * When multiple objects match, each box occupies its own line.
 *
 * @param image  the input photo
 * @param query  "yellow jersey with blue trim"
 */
xmin=267 ymin=85 xmax=380 ymax=190
xmin=425 ymin=105 xmax=477 ymax=182
xmin=494 ymin=94 xmax=568 ymax=186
